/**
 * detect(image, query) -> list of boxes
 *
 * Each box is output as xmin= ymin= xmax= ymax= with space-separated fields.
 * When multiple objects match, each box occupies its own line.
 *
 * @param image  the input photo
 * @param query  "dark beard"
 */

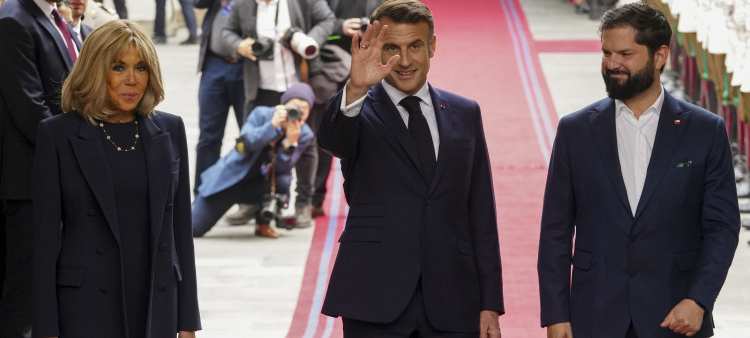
xmin=602 ymin=59 xmax=656 ymax=101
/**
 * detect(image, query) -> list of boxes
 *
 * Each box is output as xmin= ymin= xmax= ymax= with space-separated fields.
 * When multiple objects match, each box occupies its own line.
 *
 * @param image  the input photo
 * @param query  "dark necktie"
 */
xmin=400 ymin=96 xmax=436 ymax=183
xmin=51 ymin=9 xmax=77 ymax=63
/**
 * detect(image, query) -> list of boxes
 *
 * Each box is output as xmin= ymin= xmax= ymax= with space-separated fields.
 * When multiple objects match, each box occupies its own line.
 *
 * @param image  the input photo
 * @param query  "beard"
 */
xmin=602 ymin=58 xmax=656 ymax=101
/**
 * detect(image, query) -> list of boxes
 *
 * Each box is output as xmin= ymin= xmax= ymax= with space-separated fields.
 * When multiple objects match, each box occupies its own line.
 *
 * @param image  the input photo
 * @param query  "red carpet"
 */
xmin=286 ymin=1 xmax=594 ymax=337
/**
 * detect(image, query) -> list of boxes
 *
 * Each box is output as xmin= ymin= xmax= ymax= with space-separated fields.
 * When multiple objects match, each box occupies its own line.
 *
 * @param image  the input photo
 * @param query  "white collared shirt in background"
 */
xmin=615 ymin=86 xmax=665 ymax=215
xmin=71 ymin=20 xmax=82 ymax=42
xmin=340 ymin=80 xmax=440 ymax=158
xmin=256 ymin=0 xmax=298 ymax=92
xmin=33 ymin=0 xmax=79 ymax=56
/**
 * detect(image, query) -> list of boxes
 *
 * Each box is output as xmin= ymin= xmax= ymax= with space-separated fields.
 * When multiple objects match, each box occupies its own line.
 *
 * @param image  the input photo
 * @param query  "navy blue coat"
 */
xmin=32 ymin=112 xmax=201 ymax=338
xmin=0 ymin=0 xmax=81 ymax=200
xmin=317 ymin=83 xmax=504 ymax=332
xmin=197 ymin=106 xmax=313 ymax=198
xmin=538 ymin=92 xmax=740 ymax=338
xmin=80 ymin=23 xmax=94 ymax=41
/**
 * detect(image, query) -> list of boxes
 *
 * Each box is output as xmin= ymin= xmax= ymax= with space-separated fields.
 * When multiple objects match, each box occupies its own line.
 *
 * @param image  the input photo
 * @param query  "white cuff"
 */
xmin=340 ymin=87 xmax=367 ymax=117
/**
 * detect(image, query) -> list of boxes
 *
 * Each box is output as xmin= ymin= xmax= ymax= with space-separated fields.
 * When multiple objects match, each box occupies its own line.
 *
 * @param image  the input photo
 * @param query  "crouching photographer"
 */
xmin=192 ymin=83 xmax=315 ymax=238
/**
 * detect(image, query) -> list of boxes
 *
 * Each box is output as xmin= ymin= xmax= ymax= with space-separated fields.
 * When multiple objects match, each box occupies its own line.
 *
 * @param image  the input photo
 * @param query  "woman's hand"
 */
xmin=178 ymin=331 xmax=196 ymax=338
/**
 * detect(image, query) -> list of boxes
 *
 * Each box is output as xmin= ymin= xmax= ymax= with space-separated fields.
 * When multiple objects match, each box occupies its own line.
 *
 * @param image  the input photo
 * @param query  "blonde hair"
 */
xmin=62 ymin=20 xmax=164 ymax=124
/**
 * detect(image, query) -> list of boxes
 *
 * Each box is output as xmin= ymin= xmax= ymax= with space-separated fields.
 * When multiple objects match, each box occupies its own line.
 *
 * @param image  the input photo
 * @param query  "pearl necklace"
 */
xmin=99 ymin=120 xmax=140 ymax=152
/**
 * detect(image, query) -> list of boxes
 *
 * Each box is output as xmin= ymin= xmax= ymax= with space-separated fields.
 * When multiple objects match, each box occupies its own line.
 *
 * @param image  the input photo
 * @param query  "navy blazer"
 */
xmin=197 ymin=106 xmax=313 ymax=197
xmin=0 ymin=0 xmax=81 ymax=200
xmin=538 ymin=92 xmax=740 ymax=338
xmin=32 ymin=112 xmax=201 ymax=337
xmin=317 ymin=83 xmax=504 ymax=332
xmin=80 ymin=22 xmax=94 ymax=41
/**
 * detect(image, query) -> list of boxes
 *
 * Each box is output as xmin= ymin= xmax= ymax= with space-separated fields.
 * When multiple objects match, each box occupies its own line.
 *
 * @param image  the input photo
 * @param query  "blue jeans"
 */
xmin=154 ymin=0 xmax=198 ymax=38
xmin=194 ymin=54 xmax=245 ymax=193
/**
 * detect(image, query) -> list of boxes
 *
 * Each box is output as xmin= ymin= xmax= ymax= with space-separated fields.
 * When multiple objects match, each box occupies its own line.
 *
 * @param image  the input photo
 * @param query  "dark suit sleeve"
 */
xmin=688 ymin=117 xmax=740 ymax=312
xmin=222 ymin=0 xmax=244 ymax=60
xmin=31 ymin=120 xmax=62 ymax=337
xmin=173 ymin=117 xmax=202 ymax=331
xmin=317 ymin=89 xmax=360 ymax=161
xmin=307 ymin=0 xmax=336 ymax=47
xmin=467 ymin=102 xmax=504 ymax=315
xmin=0 ymin=18 xmax=54 ymax=145
xmin=537 ymin=116 xmax=576 ymax=327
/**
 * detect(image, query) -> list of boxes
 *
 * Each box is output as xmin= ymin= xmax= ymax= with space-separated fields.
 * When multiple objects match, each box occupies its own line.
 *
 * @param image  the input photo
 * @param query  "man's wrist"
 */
xmin=345 ymin=81 xmax=369 ymax=106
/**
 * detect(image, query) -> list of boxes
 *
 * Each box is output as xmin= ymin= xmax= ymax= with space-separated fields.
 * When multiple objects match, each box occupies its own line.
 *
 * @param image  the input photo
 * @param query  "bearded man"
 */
xmin=538 ymin=3 xmax=740 ymax=338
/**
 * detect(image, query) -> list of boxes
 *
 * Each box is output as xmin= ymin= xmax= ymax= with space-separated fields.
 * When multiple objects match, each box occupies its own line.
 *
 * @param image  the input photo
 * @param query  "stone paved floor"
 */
xmin=153 ymin=0 xmax=750 ymax=335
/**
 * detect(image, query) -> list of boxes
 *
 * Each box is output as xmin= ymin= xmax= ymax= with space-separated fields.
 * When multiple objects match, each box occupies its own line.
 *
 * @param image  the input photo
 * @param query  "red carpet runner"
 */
xmin=286 ymin=1 xmax=599 ymax=337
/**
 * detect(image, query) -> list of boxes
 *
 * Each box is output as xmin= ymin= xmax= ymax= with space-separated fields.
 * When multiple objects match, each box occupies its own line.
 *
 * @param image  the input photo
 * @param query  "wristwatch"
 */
xmin=282 ymin=139 xmax=298 ymax=151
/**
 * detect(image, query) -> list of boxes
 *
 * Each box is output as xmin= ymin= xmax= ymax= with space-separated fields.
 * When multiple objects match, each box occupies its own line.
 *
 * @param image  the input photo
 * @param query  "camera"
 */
xmin=252 ymin=36 xmax=275 ymax=60
xmin=360 ymin=17 xmax=370 ymax=33
xmin=283 ymin=27 xmax=319 ymax=59
xmin=286 ymin=105 xmax=302 ymax=121
xmin=260 ymin=193 xmax=296 ymax=230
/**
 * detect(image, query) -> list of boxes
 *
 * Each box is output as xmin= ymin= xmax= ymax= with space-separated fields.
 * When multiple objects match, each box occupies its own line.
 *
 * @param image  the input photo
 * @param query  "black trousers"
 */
xmin=0 ymin=200 xmax=33 ymax=338
xmin=342 ymin=281 xmax=479 ymax=338
xmin=626 ymin=322 xmax=638 ymax=338
xmin=0 ymin=204 xmax=6 ymax=297
xmin=244 ymin=89 xmax=284 ymax=120
xmin=312 ymin=103 xmax=332 ymax=208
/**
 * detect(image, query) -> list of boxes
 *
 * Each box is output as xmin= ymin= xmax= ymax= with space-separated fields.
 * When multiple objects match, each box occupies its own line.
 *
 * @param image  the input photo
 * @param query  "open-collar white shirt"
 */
xmin=615 ymin=86 xmax=665 ymax=215
xmin=256 ymin=0 xmax=298 ymax=92
xmin=341 ymin=80 xmax=440 ymax=158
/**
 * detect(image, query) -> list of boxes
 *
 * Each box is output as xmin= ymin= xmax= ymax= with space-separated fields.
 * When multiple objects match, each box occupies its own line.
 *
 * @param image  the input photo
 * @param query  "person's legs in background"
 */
xmin=112 ymin=0 xmax=127 ymax=19
xmin=293 ymin=103 xmax=322 ymax=227
xmin=0 ymin=200 xmax=33 ymax=338
xmin=194 ymin=54 xmax=245 ymax=193
xmin=178 ymin=0 xmax=198 ymax=45
xmin=153 ymin=0 xmax=167 ymax=43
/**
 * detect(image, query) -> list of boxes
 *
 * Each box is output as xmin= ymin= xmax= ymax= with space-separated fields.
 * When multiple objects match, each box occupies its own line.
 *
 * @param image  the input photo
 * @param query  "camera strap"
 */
xmin=268 ymin=145 xmax=277 ymax=195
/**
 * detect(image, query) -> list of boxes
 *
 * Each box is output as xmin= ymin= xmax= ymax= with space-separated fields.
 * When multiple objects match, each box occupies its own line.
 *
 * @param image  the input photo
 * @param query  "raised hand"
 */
xmin=345 ymin=21 xmax=401 ymax=105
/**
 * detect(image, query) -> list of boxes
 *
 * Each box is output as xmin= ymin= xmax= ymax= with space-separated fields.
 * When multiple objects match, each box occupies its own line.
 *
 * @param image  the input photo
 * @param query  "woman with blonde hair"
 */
xmin=32 ymin=20 xmax=200 ymax=338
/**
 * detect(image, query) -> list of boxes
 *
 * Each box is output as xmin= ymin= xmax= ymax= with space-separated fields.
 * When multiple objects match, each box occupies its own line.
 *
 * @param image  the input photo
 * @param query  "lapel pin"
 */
xmin=441 ymin=105 xmax=445 ymax=109
xmin=674 ymin=120 xmax=681 ymax=125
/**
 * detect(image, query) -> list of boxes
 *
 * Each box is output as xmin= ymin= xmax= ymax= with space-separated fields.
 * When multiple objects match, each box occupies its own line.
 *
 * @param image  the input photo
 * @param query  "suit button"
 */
xmin=87 ymin=209 xmax=97 ymax=216
xmin=630 ymin=272 xmax=638 ymax=279
xmin=100 ymin=286 xmax=108 ymax=293
xmin=629 ymin=236 xmax=637 ymax=244
xmin=96 ymin=247 xmax=104 ymax=255
xmin=158 ymin=284 xmax=166 ymax=291
xmin=159 ymin=243 xmax=167 ymax=251
xmin=165 ymin=204 xmax=173 ymax=211
xmin=426 ymin=200 xmax=432 ymax=206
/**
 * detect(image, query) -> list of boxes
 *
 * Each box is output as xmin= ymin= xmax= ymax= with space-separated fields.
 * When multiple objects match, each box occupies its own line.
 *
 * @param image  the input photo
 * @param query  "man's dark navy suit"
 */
xmin=538 ymin=91 xmax=740 ymax=338
xmin=318 ymin=83 xmax=504 ymax=332
xmin=0 ymin=0 xmax=80 ymax=336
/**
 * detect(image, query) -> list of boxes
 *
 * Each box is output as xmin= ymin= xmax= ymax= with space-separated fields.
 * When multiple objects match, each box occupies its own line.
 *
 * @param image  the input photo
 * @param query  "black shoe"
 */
xmin=152 ymin=36 xmax=167 ymax=45
xmin=180 ymin=36 xmax=199 ymax=45
xmin=575 ymin=3 xmax=591 ymax=14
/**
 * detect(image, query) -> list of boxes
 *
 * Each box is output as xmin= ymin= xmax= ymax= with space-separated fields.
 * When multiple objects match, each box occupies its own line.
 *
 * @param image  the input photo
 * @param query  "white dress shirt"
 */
xmin=34 ymin=0 xmax=79 ymax=56
xmin=256 ymin=0 xmax=298 ymax=92
xmin=615 ymin=86 xmax=665 ymax=215
xmin=71 ymin=20 xmax=82 ymax=42
xmin=341 ymin=80 xmax=440 ymax=158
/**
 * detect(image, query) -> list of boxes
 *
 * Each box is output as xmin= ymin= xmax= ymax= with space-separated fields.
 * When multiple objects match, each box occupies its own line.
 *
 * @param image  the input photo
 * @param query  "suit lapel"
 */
xmin=138 ymin=116 xmax=172 ymax=253
xmin=287 ymin=0 xmax=304 ymax=30
xmin=33 ymin=12 xmax=74 ymax=66
xmin=633 ymin=93 xmax=688 ymax=220
xmin=588 ymin=98 xmax=632 ymax=215
xmin=370 ymin=83 xmax=427 ymax=180
xmin=70 ymin=116 xmax=121 ymax=244
xmin=69 ymin=25 xmax=82 ymax=51
xmin=428 ymin=86 xmax=451 ymax=195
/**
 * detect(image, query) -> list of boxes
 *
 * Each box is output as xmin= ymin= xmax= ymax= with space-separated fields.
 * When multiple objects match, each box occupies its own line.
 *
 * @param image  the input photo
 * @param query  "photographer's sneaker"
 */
xmin=295 ymin=206 xmax=314 ymax=228
xmin=225 ymin=204 xmax=260 ymax=225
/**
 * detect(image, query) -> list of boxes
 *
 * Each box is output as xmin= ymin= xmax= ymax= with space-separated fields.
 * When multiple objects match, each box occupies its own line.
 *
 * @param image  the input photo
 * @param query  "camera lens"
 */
xmin=286 ymin=106 xmax=301 ymax=121
xmin=252 ymin=37 xmax=275 ymax=60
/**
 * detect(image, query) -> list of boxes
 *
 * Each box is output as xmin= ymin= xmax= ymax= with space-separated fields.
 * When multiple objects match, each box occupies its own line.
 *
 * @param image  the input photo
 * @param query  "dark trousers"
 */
xmin=194 ymin=54 xmax=245 ymax=193
xmin=0 ymin=205 xmax=6 ymax=297
xmin=0 ymin=200 xmax=33 ymax=338
xmin=342 ymin=281 xmax=478 ymax=338
xmin=294 ymin=103 xmax=323 ymax=207
xmin=312 ymin=104 xmax=332 ymax=207
xmin=192 ymin=174 xmax=291 ymax=237
xmin=244 ymin=89 xmax=284 ymax=119
xmin=95 ymin=0 xmax=127 ymax=19
xmin=626 ymin=322 xmax=638 ymax=338
xmin=154 ymin=0 xmax=198 ymax=38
